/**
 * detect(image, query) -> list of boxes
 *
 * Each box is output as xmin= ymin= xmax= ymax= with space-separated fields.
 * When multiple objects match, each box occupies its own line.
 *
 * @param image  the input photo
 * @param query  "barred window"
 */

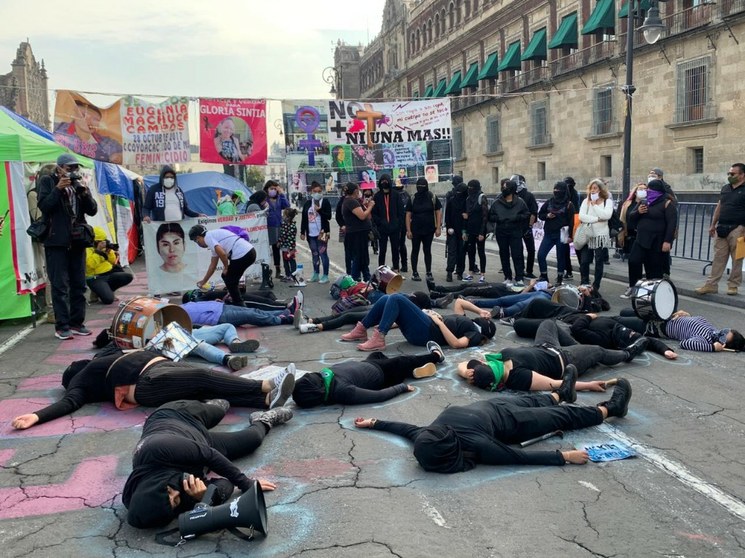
xmin=486 ymin=116 xmax=501 ymax=153
xmin=531 ymin=101 xmax=550 ymax=146
xmin=453 ymin=127 xmax=464 ymax=159
xmin=676 ymin=57 xmax=712 ymax=123
xmin=593 ymin=87 xmax=614 ymax=135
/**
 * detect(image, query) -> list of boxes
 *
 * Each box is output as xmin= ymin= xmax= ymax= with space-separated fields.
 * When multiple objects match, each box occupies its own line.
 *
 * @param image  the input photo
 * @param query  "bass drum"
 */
xmin=551 ymin=285 xmax=582 ymax=310
xmin=375 ymin=265 xmax=404 ymax=294
xmin=632 ymin=279 xmax=678 ymax=321
xmin=112 ymin=296 xmax=192 ymax=349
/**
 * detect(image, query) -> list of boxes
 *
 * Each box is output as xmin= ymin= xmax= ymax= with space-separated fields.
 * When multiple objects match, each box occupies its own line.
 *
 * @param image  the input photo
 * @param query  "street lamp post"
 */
xmin=322 ymin=66 xmax=339 ymax=98
xmin=273 ymin=118 xmax=283 ymax=137
xmin=621 ymin=0 xmax=667 ymax=201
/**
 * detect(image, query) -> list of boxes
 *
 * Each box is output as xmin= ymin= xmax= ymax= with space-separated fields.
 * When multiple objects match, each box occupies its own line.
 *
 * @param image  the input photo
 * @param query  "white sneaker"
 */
xmin=299 ymin=322 xmax=321 ymax=334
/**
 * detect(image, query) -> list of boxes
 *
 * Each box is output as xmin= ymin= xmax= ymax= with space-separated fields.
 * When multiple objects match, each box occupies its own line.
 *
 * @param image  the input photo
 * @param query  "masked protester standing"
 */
xmin=300 ymin=181 xmax=332 ymax=283
xmin=461 ymin=180 xmax=489 ymax=282
xmin=444 ymin=175 xmax=468 ymax=281
xmin=562 ymin=177 xmax=581 ymax=279
xmin=647 ymin=168 xmax=678 ymax=278
xmin=512 ymin=174 xmax=539 ymax=279
xmin=37 ymin=154 xmax=98 ymax=340
xmin=489 ymin=179 xmax=529 ymax=286
xmin=342 ymin=183 xmax=374 ymax=281
xmin=263 ymin=180 xmax=290 ymax=280
xmin=372 ymin=174 xmax=404 ymax=271
xmin=395 ymin=180 xmax=411 ymax=273
xmin=143 ymin=166 xmax=201 ymax=223
xmin=406 ymin=178 xmax=442 ymax=282
xmin=537 ymin=182 xmax=576 ymax=285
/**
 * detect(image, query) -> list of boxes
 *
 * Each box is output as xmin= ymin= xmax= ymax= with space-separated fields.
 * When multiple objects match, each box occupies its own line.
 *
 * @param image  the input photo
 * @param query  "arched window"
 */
xmin=427 ymin=19 xmax=432 ymax=43
xmin=449 ymin=3 xmax=455 ymax=29
xmin=465 ymin=0 xmax=471 ymax=19
xmin=422 ymin=24 xmax=427 ymax=46
xmin=416 ymin=29 xmax=420 ymax=51
xmin=456 ymin=0 xmax=462 ymax=24
xmin=435 ymin=14 xmax=440 ymax=37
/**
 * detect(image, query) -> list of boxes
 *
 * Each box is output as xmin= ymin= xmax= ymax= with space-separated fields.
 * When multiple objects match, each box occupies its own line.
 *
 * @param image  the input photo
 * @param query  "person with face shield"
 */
xmin=537 ymin=182 xmax=576 ymax=285
xmin=489 ymin=179 xmax=529 ymax=286
xmin=444 ymin=175 xmax=468 ymax=281
xmin=143 ymin=166 xmax=202 ymax=223
xmin=300 ymin=181 xmax=332 ymax=283
xmin=372 ymin=174 xmax=405 ymax=271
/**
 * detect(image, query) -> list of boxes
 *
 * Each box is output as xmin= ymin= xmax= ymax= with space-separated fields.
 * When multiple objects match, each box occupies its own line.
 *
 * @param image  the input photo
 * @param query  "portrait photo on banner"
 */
xmin=199 ymin=99 xmax=268 ymax=166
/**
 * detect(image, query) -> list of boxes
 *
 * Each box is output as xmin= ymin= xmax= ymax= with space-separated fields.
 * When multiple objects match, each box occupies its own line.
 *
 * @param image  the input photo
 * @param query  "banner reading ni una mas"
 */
xmin=53 ymin=91 xmax=190 ymax=166
xmin=325 ymin=98 xmax=453 ymax=185
xmin=199 ymin=99 xmax=267 ymax=165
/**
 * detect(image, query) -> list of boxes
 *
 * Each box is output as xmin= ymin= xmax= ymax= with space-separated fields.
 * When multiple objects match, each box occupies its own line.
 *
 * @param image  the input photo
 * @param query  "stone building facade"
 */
xmin=0 ymin=41 xmax=50 ymax=128
xmin=336 ymin=0 xmax=745 ymax=195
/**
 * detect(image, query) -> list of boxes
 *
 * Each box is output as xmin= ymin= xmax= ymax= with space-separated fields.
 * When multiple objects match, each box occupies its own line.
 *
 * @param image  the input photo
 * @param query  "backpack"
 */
xmin=608 ymin=205 xmax=623 ymax=238
xmin=221 ymin=225 xmax=250 ymax=242
xmin=331 ymin=294 xmax=370 ymax=316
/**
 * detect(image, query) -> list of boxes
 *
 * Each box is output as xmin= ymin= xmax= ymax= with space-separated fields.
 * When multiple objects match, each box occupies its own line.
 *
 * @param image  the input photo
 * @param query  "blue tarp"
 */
xmin=96 ymin=162 xmax=134 ymax=200
xmin=143 ymin=171 xmax=254 ymax=215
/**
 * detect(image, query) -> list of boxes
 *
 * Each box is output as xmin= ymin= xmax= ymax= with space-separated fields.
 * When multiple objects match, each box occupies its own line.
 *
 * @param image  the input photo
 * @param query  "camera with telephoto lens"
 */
xmin=106 ymin=240 xmax=119 ymax=251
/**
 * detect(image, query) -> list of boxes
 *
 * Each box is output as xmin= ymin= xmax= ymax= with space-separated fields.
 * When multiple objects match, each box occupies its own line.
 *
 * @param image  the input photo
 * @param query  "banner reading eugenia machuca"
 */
xmin=54 ymin=91 xmax=190 ymax=166
xmin=198 ymin=99 xmax=268 ymax=165
xmin=325 ymin=98 xmax=453 ymax=184
xmin=143 ymin=213 xmax=270 ymax=296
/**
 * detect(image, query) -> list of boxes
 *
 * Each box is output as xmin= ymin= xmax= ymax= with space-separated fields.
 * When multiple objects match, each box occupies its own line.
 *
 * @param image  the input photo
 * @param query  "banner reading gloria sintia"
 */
xmin=198 ymin=99 xmax=268 ymax=165
xmin=53 ymin=91 xmax=190 ymax=166
xmin=143 ymin=213 xmax=270 ymax=296
xmin=325 ymin=98 xmax=453 ymax=185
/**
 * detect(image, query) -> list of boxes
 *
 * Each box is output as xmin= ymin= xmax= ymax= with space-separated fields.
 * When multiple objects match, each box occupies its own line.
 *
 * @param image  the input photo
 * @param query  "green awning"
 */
xmin=497 ymin=41 xmax=522 ymax=72
xmin=460 ymin=62 xmax=480 ymax=88
xmin=521 ymin=28 xmax=547 ymax=61
xmin=548 ymin=13 xmax=579 ymax=49
xmin=477 ymin=52 xmax=499 ymax=80
xmin=423 ymin=84 xmax=434 ymax=98
xmin=433 ymin=78 xmax=448 ymax=97
xmin=582 ymin=0 xmax=616 ymax=35
xmin=444 ymin=71 xmax=463 ymax=95
xmin=619 ymin=0 xmax=651 ymax=17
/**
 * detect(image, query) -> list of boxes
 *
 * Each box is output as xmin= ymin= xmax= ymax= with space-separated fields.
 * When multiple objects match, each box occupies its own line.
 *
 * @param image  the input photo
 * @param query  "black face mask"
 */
xmin=417 ymin=185 xmax=427 ymax=191
xmin=381 ymin=182 xmax=390 ymax=189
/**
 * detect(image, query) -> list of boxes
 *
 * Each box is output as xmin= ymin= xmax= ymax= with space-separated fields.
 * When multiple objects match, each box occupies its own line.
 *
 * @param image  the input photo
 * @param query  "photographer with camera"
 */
xmin=37 ymin=153 xmax=98 ymax=340
xmin=86 ymin=227 xmax=133 ymax=304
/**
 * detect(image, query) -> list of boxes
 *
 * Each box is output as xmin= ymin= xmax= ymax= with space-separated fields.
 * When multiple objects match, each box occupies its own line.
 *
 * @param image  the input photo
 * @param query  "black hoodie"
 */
xmin=488 ymin=195 xmax=530 ymax=237
xmin=143 ymin=166 xmax=199 ymax=221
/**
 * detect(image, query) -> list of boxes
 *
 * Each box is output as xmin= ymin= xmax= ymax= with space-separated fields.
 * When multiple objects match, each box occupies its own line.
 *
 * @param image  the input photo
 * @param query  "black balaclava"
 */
xmin=415 ymin=177 xmax=429 ymax=196
xmin=451 ymin=175 xmax=464 ymax=189
xmin=378 ymin=174 xmax=392 ymax=191
xmin=413 ymin=426 xmax=475 ymax=474
xmin=292 ymin=373 xmax=326 ymax=408
xmin=502 ymin=180 xmax=518 ymax=197
xmin=466 ymin=179 xmax=481 ymax=212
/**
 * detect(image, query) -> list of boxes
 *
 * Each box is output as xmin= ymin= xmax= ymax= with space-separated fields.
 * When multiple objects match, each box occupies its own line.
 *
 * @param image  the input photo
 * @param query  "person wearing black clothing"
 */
xmin=457 ymin=320 xmax=644 ymax=393
xmin=426 ymin=280 xmax=514 ymax=301
xmin=354 ymin=377 xmax=633 ymax=473
xmin=372 ymin=174 xmax=404 ymax=271
xmin=569 ymin=313 xmax=676 ymax=359
xmin=406 ymin=178 xmax=442 ymax=281
xmin=462 ymin=179 xmax=489 ymax=282
xmin=341 ymin=182 xmax=374 ymax=281
xmin=291 ymin=349 xmax=442 ymax=408
xmin=37 ymin=153 xmax=98 ymax=340
xmin=334 ymin=188 xmax=353 ymax=275
xmin=10 ymin=350 xmax=296 ymax=430
xmin=562 ymin=176 xmax=581 ymax=279
xmin=489 ymin=179 xmax=529 ymax=285
xmin=123 ymin=399 xmax=290 ymax=528
xmin=537 ymin=181 xmax=576 ymax=284
xmin=647 ymin=168 xmax=678 ymax=277
xmin=444 ymin=176 xmax=468 ymax=281
xmin=696 ymin=163 xmax=745 ymax=296
xmin=142 ymin=165 xmax=201 ymax=223
xmin=300 ymin=181 xmax=332 ymax=282
xmin=394 ymin=182 xmax=411 ymax=272
xmin=626 ymin=179 xmax=677 ymax=287
xmin=512 ymin=174 xmax=539 ymax=278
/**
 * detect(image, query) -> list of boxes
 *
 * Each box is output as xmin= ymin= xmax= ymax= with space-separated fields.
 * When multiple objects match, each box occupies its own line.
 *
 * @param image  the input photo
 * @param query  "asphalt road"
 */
xmin=0 ymin=225 xmax=744 ymax=558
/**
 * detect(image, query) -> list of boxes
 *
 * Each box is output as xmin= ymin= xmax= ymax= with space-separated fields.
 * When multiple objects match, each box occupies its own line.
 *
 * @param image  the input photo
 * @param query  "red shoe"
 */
xmin=357 ymin=328 xmax=386 ymax=351
xmin=341 ymin=321 xmax=368 ymax=342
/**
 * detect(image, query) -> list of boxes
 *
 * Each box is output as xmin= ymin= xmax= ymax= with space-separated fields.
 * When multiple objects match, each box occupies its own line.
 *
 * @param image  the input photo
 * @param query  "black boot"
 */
xmin=555 ymin=273 xmax=564 ymax=286
xmin=624 ymin=337 xmax=649 ymax=362
xmin=260 ymin=262 xmax=274 ymax=290
xmin=553 ymin=364 xmax=577 ymax=404
xmin=434 ymin=293 xmax=454 ymax=308
xmin=599 ymin=379 xmax=632 ymax=418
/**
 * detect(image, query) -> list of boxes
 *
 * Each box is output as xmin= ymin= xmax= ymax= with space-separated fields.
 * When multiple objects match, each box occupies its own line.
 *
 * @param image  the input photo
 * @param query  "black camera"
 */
xmin=106 ymin=241 xmax=119 ymax=251
xmin=68 ymin=170 xmax=83 ymax=181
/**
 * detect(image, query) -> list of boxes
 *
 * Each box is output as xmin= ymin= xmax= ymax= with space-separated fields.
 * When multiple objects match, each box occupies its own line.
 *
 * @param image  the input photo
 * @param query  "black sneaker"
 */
xmin=426 ymin=340 xmax=445 ymax=363
xmin=524 ymin=273 xmax=537 ymax=279
xmin=434 ymin=293 xmax=454 ymax=308
xmin=553 ymin=364 xmax=577 ymax=404
xmin=564 ymin=272 xmax=574 ymax=280
xmin=624 ymin=337 xmax=649 ymax=362
xmin=227 ymin=355 xmax=249 ymax=371
xmin=426 ymin=272 xmax=434 ymax=281
xmin=490 ymin=306 xmax=504 ymax=319
xmin=250 ymin=407 xmax=293 ymax=428
xmin=600 ymin=378 xmax=632 ymax=418
xmin=269 ymin=364 xmax=296 ymax=408
xmin=426 ymin=277 xmax=436 ymax=291
xmin=70 ymin=325 xmax=92 ymax=336
xmin=411 ymin=272 xmax=422 ymax=282
xmin=229 ymin=339 xmax=260 ymax=353
xmin=446 ymin=272 xmax=453 ymax=282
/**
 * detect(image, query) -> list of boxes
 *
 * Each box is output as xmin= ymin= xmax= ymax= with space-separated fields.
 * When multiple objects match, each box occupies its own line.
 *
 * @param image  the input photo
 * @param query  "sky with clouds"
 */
xmin=1 ymin=0 xmax=385 ymax=103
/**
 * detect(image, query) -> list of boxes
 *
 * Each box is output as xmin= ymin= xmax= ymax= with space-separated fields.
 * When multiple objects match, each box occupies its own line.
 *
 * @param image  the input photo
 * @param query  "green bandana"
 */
xmin=484 ymin=353 xmax=505 ymax=391
xmin=320 ymin=368 xmax=334 ymax=403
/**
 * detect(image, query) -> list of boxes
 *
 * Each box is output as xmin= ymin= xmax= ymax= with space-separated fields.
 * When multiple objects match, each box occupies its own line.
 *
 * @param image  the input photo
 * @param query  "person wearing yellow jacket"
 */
xmin=86 ymin=227 xmax=133 ymax=304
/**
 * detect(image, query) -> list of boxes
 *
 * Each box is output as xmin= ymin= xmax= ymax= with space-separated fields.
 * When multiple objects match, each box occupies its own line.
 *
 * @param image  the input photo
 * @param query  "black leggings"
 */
xmin=225 ymin=248 xmax=257 ymax=308
xmin=495 ymin=232 xmax=524 ymax=281
xmin=135 ymin=362 xmax=267 ymax=409
xmin=145 ymin=400 xmax=267 ymax=460
xmin=430 ymin=283 xmax=513 ymax=298
xmin=315 ymin=309 xmax=370 ymax=331
xmin=411 ymin=232 xmax=434 ymax=274
xmin=536 ymin=321 xmax=628 ymax=375
xmin=87 ymin=271 xmax=133 ymax=304
xmin=465 ymin=236 xmax=486 ymax=274
xmin=365 ymin=351 xmax=438 ymax=385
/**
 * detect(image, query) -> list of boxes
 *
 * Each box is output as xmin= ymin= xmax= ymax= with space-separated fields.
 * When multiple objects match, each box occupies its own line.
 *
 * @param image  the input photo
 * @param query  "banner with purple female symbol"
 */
xmin=281 ymin=100 xmax=332 ymax=188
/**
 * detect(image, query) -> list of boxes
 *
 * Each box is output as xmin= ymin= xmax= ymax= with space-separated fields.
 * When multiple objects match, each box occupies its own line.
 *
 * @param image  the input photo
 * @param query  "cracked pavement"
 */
xmin=1 ymin=230 xmax=744 ymax=557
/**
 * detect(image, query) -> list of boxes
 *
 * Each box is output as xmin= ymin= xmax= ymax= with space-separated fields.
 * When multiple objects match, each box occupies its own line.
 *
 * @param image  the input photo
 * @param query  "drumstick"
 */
xmin=520 ymin=430 xmax=564 ymax=448
xmin=605 ymin=378 xmax=619 ymax=387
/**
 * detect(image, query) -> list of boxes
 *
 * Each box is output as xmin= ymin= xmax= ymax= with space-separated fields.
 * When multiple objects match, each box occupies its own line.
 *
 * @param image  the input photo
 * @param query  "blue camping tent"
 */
xmin=143 ymin=171 xmax=254 ymax=215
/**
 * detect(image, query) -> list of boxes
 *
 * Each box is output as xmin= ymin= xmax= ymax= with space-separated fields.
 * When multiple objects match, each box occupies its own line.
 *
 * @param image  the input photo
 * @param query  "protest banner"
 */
xmin=143 ymin=212 xmax=270 ymax=295
xmin=54 ymin=91 xmax=190 ymax=166
xmin=198 ymin=99 xmax=267 ymax=166
xmin=325 ymin=99 xmax=453 ymax=184
xmin=281 ymin=100 xmax=332 ymax=190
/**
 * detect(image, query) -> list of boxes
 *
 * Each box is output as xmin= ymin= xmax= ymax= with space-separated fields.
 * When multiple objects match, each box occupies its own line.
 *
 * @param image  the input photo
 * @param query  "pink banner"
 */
xmin=198 ymin=99 xmax=267 ymax=165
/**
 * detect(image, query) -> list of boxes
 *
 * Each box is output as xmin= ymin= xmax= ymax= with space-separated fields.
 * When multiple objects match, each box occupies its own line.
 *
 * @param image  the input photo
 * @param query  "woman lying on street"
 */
xmin=291 ymin=343 xmax=445 ymax=408
xmin=354 ymin=369 xmax=633 ymax=473
xmin=338 ymin=293 xmax=497 ymax=352
xmin=11 ymin=350 xmax=296 ymax=430
xmin=124 ymin=399 xmax=292 ymax=528
xmin=456 ymin=320 xmax=646 ymax=393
